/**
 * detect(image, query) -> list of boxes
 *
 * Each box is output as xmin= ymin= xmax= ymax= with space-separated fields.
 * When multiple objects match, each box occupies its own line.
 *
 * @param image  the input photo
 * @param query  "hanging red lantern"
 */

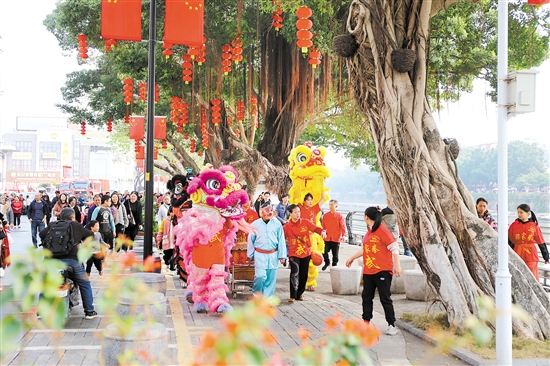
xmin=527 ymin=0 xmax=550 ymax=4
xmin=104 ymin=39 xmax=117 ymax=52
xmin=196 ymin=37 xmax=207 ymax=65
xmin=190 ymin=138 xmax=196 ymax=153
xmin=154 ymin=145 xmax=159 ymax=160
xmin=183 ymin=133 xmax=189 ymax=140
xmin=308 ymin=47 xmax=322 ymax=68
xmin=211 ymin=99 xmax=222 ymax=126
xmin=295 ymin=6 xmax=313 ymax=54
xmin=125 ymin=114 xmax=130 ymax=124
xmin=188 ymin=46 xmax=199 ymax=60
xmin=123 ymin=78 xmax=134 ymax=105
xmin=221 ymin=44 xmax=232 ymax=75
xmin=227 ymin=117 xmax=233 ymax=127
xmin=162 ymin=42 xmax=174 ymax=59
xmin=154 ymin=84 xmax=160 ymax=103
xmin=180 ymin=101 xmax=189 ymax=125
xmin=236 ymin=101 xmax=245 ymax=122
xmin=80 ymin=121 xmax=86 ymax=135
xmin=231 ymin=35 xmax=243 ymax=64
xmin=250 ymin=95 xmax=258 ymax=116
xmin=272 ymin=5 xmax=283 ymax=32
xmin=134 ymin=140 xmax=141 ymax=153
xmin=139 ymin=82 xmax=147 ymax=101
xmin=234 ymin=128 xmax=241 ymax=138
xmin=77 ymin=34 xmax=88 ymax=59
xmin=161 ymin=141 xmax=168 ymax=149
xmin=198 ymin=150 xmax=204 ymax=157
xmin=200 ymin=106 xmax=209 ymax=149
xmin=107 ymin=118 xmax=113 ymax=132
xmin=182 ymin=54 xmax=193 ymax=84
xmin=169 ymin=96 xmax=181 ymax=124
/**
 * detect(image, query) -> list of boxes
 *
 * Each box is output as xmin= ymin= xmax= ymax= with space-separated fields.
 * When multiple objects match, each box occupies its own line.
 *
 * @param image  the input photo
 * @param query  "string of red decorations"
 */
xmin=211 ymin=99 xmax=222 ymax=126
xmin=200 ymin=106 xmax=209 ymax=149
xmin=154 ymin=84 xmax=160 ymax=103
xmin=104 ymin=39 xmax=117 ymax=52
xmin=196 ymin=37 xmax=207 ymax=65
xmin=123 ymin=78 xmax=134 ymax=105
xmin=308 ymin=46 xmax=321 ymax=68
xmin=272 ymin=4 xmax=283 ymax=32
xmin=182 ymin=54 xmax=193 ymax=84
xmin=162 ymin=42 xmax=174 ymax=59
xmin=77 ymin=34 xmax=88 ymax=59
xmin=139 ymin=82 xmax=147 ymax=101
xmin=170 ymin=96 xmax=182 ymax=124
xmin=221 ymin=44 xmax=232 ymax=75
xmin=180 ymin=101 xmax=189 ymax=125
xmin=250 ymin=95 xmax=258 ymax=128
xmin=236 ymin=100 xmax=245 ymax=122
xmin=124 ymin=114 xmax=130 ymax=124
xmin=107 ymin=118 xmax=113 ymax=132
xmin=231 ymin=35 xmax=243 ymax=64
xmin=295 ymin=6 xmax=313 ymax=54
xmin=161 ymin=141 xmax=168 ymax=149
xmin=80 ymin=122 xmax=86 ymax=135
xmin=189 ymin=138 xmax=196 ymax=153
xmin=527 ymin=0 xmax=550 ymax=4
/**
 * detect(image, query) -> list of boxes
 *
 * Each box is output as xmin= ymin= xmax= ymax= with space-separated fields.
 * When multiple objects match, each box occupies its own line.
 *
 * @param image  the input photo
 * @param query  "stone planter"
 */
xmin=390 ymin=256 xmax=418 ymax=294
xmin=116 ymin=292 xmax=166 ymax=325
xmin=330 ymin=266 xmax=362 ymax=295
xmin=403 ymin=269 xmax=437 ymax=301
xmin=132 ymin=272 xmax=167 ymax=295
xmin=102 ymin=322 xmax=168 ymax=366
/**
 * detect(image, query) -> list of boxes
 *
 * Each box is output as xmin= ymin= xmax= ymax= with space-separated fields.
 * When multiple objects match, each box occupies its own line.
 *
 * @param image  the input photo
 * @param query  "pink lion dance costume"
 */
xmin=173 ymin=164 xmax=253 ymax=313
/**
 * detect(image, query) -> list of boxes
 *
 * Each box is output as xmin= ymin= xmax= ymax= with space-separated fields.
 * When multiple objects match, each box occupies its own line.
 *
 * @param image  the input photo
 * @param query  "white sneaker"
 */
xmin=0 ymin=268 xmax=4 ymax=277
xmin=386 ymin=325 xmax=398 ymax=336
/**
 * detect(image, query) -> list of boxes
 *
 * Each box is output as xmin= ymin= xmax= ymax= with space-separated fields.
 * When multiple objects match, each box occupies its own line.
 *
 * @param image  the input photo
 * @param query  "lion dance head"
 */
xmin=288 ymin=142 xmax=331 ymax=206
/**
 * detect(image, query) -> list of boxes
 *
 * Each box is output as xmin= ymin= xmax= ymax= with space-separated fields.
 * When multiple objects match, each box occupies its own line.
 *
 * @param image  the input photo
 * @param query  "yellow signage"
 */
xmin=43 ymin=152 xmax=57 ymax=159
xmin=12 ymin=152 xmax=32 ymax=160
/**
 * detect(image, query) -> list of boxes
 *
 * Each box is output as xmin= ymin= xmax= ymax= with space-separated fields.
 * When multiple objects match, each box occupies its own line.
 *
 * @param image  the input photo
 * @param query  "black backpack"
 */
xmin=41 ymin=220 xmax=75 ymax=256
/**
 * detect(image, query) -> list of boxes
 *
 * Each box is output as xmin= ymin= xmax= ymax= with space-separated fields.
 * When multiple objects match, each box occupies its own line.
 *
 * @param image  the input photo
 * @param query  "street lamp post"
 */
xmin=0 ymin=144 xmax=16 ymax=192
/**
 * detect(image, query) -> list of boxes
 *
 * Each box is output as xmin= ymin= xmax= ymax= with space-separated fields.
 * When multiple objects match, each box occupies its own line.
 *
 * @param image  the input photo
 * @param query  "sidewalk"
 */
xmin=1 ymin=230 xmax=547 ymax=365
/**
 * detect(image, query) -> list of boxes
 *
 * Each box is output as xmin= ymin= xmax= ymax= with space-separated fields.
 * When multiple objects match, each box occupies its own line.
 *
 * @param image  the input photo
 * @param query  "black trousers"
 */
xmin=14 ymin=213 xmax=21 ymax=226
xmin=362 ymin=271 xmax=396 ymax=326
xmin=323 ymin=241 xmax=340 ymax=266
xmin=115 ymin=223 xmax=125 ymax=238
xmin=289 ymin=256 xmax=310 ymax=300
xmin=86 ymin=256 xmax=103 ymax=274
xmin=126 ymin=225 xmax=140 ymax=242
xmin=100 ymin=231 xmax=114 ymax=250
xmin=163 ymin=248 xmax=175 ymax=269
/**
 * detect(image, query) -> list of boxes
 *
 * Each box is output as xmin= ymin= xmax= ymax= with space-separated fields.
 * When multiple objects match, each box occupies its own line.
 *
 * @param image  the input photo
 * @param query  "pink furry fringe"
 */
xmin=207 ymin=264 xmax=230 ymax=312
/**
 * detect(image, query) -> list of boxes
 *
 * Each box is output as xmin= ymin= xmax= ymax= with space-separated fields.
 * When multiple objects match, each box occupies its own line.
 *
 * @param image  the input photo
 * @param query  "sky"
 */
xmin=1 ymin=0 xmax=549 ymax=151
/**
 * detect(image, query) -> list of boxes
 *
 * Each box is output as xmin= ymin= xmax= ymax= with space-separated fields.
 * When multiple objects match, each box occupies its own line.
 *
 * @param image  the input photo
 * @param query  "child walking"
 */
xmin=86 ymin=220 xmax=108 ymax=277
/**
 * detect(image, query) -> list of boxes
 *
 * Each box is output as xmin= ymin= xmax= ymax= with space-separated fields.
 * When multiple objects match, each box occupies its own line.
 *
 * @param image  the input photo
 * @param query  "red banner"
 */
xmin=136 ymin=146 xmax=145 ymax=160
xmin=129 ymin=116 xmax=145 ymax=140
xmin=154 ymin=116 xmax=167 ymax=140
xmin=101 ymin=0 xmax=142 ymax=41
xmin=164 ymin=0 xmax=204 ymax=46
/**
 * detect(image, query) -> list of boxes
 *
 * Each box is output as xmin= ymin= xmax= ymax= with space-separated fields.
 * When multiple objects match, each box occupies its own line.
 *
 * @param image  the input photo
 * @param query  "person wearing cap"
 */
xmin=247 ymin=202 xmax=287 ymax=298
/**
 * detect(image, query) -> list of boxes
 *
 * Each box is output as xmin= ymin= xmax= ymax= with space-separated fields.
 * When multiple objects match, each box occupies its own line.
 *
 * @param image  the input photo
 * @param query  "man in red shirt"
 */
xmin=321 ymin=200 xmax=347 ymax=270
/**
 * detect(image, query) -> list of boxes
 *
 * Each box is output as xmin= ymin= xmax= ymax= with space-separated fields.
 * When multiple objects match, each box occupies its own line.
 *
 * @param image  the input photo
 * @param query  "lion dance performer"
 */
xmin=288 ymin=142 xmax=331 ymax=291
xmin=173 ymin=164 xmax=254 ymax=313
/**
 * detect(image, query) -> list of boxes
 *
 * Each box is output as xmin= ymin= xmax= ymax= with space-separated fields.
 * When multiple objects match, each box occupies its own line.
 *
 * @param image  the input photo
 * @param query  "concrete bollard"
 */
xmin=391 ymin=255 xmax=418 ymax=294
xmin=116 ymin=292 xmax=166 ymax=325
xmin=330 ymin=266 xmax=362 ymax=295
xmin=133 ymin=272 xmax=167 ymax=295
xmin=102 ymin=322 xmax=168 ymax=366
xmin=403 ymin=269 xmax=436 ymax=301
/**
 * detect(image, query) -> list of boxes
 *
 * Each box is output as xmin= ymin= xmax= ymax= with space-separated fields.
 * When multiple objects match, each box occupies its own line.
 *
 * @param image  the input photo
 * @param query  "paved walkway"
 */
xmin=1 ymin=218 xmax=547 ymax=365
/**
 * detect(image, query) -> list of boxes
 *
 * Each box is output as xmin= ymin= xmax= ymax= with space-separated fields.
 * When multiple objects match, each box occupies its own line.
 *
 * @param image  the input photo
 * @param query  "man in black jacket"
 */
xmin=40 ymin=207 xmax=98 ymax=319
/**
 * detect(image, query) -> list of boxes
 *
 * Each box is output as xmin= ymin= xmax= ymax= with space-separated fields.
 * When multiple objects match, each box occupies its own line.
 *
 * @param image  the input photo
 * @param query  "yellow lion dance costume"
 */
xmin=288 ymin=142 xmax=331 ymax=289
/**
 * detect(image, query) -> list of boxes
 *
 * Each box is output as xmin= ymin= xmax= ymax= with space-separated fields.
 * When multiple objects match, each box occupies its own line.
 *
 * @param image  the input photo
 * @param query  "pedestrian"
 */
xmin=255 ymin=191 xmax=271 ymax=215
xmin=380 ymin=199 xmax=411 ymax=256
xmin=476 ymin=197 xmax=497 ymax=231
xmin=0 ymin=212 xmax=10 ymax=278
xmin=156 ymin=207 xmax=175 ymax=270
xmin=39 ymin=207 xmax=97 ymax=319
xmin=42 ymin=194 xmax=53 ymax=224
xmin=11 ymin=195 xmax=23 ymax=228
xmin=52 ymin=193 xmax=69 ymax=220
xmin=275 ymin=194 xmax=290 ymax=225
xmin=248 ymin=203 xmax=287 ymax=298
xmin=68 ymin=196 xmax=82 ymax=224
xmin=156 ymin=194 xmax=171 ymax=229
xmin=28 ymin=192 xmax=47 ymax=247
xmin=298 ymin=192 xmax=326 ymax=225
xmin=346 ymin=206 xmax=402 ymax=336
xmin=0 ymin=197 xmax=14 ymax=229
xmin=51 ymin=190 xmax=61 ymax=207
xmin=87 ymin=194 xmax=102 ymax=225
xmin=90 ymin=195 xmax=116 ymax=250
xmin=123 ymin=191 xmax=143 ymax=242
xmin=85 ymin=220 xmax=108 ymax=277
xmin=508 ymin=203 xmax=549 ymax=280
xmin=283 ymin=204 xmax=326 ymax=303
xmin=321 ymin=199 xmax=346 ymax=270
xmin=111 ymin=193 xmax=128 ymax=240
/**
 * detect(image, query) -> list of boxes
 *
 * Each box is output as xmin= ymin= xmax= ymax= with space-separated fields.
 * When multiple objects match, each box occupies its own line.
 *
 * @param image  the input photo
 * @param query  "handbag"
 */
xmin=127 ymin=203 xmax=136 ymax=226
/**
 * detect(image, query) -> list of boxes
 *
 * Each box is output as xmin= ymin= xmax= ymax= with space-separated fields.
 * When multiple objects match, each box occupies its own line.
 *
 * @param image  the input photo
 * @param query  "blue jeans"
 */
xmin=58 ymin=258 xmax=95 ymax=313
xmin=31 ymin=220 xmax=46 ymax=246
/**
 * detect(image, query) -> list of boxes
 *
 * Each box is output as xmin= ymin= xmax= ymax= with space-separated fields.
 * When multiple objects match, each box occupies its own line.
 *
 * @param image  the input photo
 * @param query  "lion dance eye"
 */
xmin=205 ymin=179 xmax=221 ymax=190
xmin=297 ymin=153 xmax=308 ymax=163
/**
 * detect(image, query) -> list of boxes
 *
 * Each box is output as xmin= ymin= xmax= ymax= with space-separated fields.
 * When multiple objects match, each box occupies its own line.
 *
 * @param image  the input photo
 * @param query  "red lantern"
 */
xmin=250 ymin=95 xmax=258 ymax=128
xmin=236 ymin=101 xmax=245 ymax=122
xmin=221 ymin=44 xmax=232 ymax=75
xmin=295 ymin=6 xmax=313 ymax=53
xmin=231 ymin=35 xmax=243 ymax=64
xmin=136 ymin=145 xmax=145 ymax=160
xmin=190 ymin=138 xmax=196 ymax=153
xmin=272 ymin=5 xmax=283 ymax=32
xmin=188 ymin=46 xmax=199 ymax=59
xmin=197 ymin=150 xmax=204 ymax=157
xmin=77 ymin=34 xmax=88 ymax=59
xmin=182 ymin=54 xmax=193 ymax=84
xmin=123 ymin=78 xmax=134 ymax=105
xmin=180 ymin=101 xmax=189 ymax=125
xmin=80 ymin=121 xmax=86 ymax=135
xmin=154 ymin=145 xmax=159 ymax=160
xmin=162 ymin=42 xmax=174 ymax=59
xmin=139 ymin=82 xmax=147 ymax=101
xmin=308 ymin=47 xmax=322 ymax=68
xmin=124 ymin=114 xmax=130 ymax=124
xmin=107 ymin=118 xmax=113 ymax=132
xmin=196 ymin=37 xmax=207 ymax=65
xmin=527 ymin=0 xmax=550 ymax=4
xmin=211 ymin=99 xmax=222 ymax=126
xmin=104 ymin=39 xmax=117 ymax=52
xmin=155 ymin=84 xmax=160 ymax=103
xmin=200 ymin=106 xmax=209 ymax=149
xmin=161 ymin=141 xmax=168 ymax=149
xmin=183 ymin=132 xmax=189 ymax=140
xmin=134 ymin=140 xmax=141 ymax=152
xmin=227 ymin=117 xmax=233 ymax=127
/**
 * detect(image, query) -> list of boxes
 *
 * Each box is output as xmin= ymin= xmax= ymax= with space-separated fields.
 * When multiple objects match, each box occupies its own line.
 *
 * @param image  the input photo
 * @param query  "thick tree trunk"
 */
xmin=346 ymin=0 xmax=549 ymax=340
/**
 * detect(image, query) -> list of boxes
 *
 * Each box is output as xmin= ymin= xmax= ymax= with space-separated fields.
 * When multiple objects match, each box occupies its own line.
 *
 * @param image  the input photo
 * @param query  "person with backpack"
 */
xmin=39 ymin=207 xmax=97 ymax=319
xmin=90 ymin=195 xmax=116 ymax=251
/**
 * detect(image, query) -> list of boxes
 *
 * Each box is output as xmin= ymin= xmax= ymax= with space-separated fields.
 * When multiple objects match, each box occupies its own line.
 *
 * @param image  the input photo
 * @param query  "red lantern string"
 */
xmin=234 ymin=128 xmax=241 ymax=138
xmin=227 ymin=117 xmax=233 ymax=127
xmin=139 ymin=82 xmax=147 ymax=101
xmin=272 ymin=5 xmax=283 ymax=32
xmin=198 ymin=151 xmax=204 ymax=157
xmin=154 ymin=84 xmax=160 ymax=103
xmin=190 ymin=139 xmax=196 ymax=154
xmin=295 ymin=6 xmax=313 ymax=54
xmin=308 ymin=46 xmax=322 ymax=68
xmin=250 ymin=95 xmax=258 ymax=128
xmin=188 ymin=46 xmax=199 ymax=60
xmin=77 ymin=34 xmax=88 ymax=59
xmin=527 ymin=0 xmax=550 ymax=4
xmin=184 ymin=133 xmax=189 ymax=140
xmin=231 ymin=35 xmax=243 ymax=64
xmin=123 ymin=78 xmax=134 ymax=105
xmin=124 ymin=114 xmax=130 ymax=124
xmin=107 ymin=118 xmax=113 ymax=132
xmin=196 ymin=36 xmax=207 ymax=65
xmin=80 ymin=121 xmax=86 ymax=135
xmin=180 ymin=101 xmax=189 ymax=125
xmin=170 ymin=96 xmax=182 ymax=124
xmin=236 ymin=101 xmax=245 ymax=122
xmin=221 ymin=44 xmax=232 ymax=75
xmin=162 ymin=42 xmax=174 ymax=59
xmin=161 ymin=141 xmax=168 ymax=149
xmin=200 ymin=106 xmax=209 ymax=149
xmin=104 ymin=39 xmax=117 ymax=52
xmin=134 ymin=140 xmax=141 ymax=152
xmin=211 ymin=99 xmax=222 ymax=126
xmin=182 ymin=54 xmax=193 ymax=84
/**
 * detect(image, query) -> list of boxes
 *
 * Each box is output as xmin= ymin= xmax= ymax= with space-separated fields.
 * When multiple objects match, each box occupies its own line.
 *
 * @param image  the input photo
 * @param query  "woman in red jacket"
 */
xmin=346 ymin=206 xmax=402 ymax=336
xmin=283 ymin=204 xmax=325 ymax=302
xmin=508 ymin=203 xmax=549 ymax=281
xmin=11 ymin=198 xmax=23 ymax=228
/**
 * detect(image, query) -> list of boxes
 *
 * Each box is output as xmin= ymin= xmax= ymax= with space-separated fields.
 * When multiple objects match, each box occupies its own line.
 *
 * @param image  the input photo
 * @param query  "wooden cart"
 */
xmin=229 ymin=243 xmax=255 ymax=298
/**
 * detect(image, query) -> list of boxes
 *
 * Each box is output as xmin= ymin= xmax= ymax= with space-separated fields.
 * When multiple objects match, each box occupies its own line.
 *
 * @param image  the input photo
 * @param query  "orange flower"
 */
xmin=118 ymin=251 xmax=137 ymax=268
xmin=297 ymin=328 xmax=311 ymax=340
xmin=136 ymin=348 xmax=149 ymax=360
xmin=221 ymin=318 xmax=239 ymax=334
xmin=262 ymin=329 xmax=278 ymax=345
xmin=143 ymin=255 xmax=156 ymax=272
xmin=200 ymin=331 xmax=217 ymax=349
xmin=324 ymin=312 xmax=343 ymax=332
xmin=361 ymin=322 xmax=381 ymax=348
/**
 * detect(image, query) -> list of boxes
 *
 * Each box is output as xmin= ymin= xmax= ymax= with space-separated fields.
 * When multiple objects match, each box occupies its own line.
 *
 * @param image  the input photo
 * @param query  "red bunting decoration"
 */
xmin=154 ymin=116 xmax=167 ymax=140
xmin=527 ymin=0 xmax=550 ymax=4
xmin=101 ymin=0 xmax=142 ymax=41
xmin=129 ymin=116 xmax=145 ymax=140
xmin=123 ymin=78 xmax=134 ymax=105
xmin=77 ymin=34 xmax=88 ymax=59
xmin=80 ymin=121 xmax=86 ymax=135
xmin=221 ymin=44 xmax=232 ymax=75
xmin=296 ymin=6 xmax=313 ymax=54
xmin=182 ymin=54 xmax=193 ymax=84
xmin=164 ymin=0 xmax=204 ymax=47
